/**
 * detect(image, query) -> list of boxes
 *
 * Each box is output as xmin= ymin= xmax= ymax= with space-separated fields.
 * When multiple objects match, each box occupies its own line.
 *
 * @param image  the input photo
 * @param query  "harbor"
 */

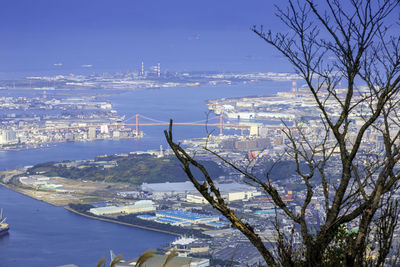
xmin=0 ymin=81 xmax=288 ymax=266
xmin=0 ymin=185 xmax=175 ymax=267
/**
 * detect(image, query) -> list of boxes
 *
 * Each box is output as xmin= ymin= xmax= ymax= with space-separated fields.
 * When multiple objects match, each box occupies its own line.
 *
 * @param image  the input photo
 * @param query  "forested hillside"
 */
xmin=27 ymin=154 xmax=224 ymax=184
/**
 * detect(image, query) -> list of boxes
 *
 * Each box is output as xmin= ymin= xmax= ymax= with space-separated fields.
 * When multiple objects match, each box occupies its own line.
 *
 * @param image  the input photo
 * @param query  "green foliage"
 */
xmin=252 ymin=159 xmax=310 ymax=181
xmin=136 ymin=249 xmax=156 ymax=267
xmin=27 ymin=154 xmax=225 ymax=185
xmin=322 ymin=225 xmax=358 ymax=266
xmin=68 ymin=203 xmax=94 ymax=213
xmin=110 ymin=254 xmax=124 ymax=267
xmin=96 ymin=256 xmax=106 ymax=267
xmin=80 ymin=197 xmax=104 ymax=203
xmin=97 ymin=254 xmax=124 ymax=267
xmin=163 ymin=248 xmax=178 ymax=267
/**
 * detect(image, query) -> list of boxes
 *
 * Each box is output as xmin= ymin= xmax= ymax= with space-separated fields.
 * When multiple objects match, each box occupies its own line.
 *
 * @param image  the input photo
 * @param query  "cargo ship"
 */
xmin=0 ymin=209 xmax=9 ymax=236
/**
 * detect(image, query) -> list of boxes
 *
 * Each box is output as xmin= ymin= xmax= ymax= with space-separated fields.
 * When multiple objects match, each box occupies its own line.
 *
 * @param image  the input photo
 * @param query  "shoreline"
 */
xmin=0 ymin=183 xmax=59 ymax=207
xmin=0 ymin=136 xmax=142 ymax=152
xmin=64 ymin=206 xmax=180 ymax=237
xmin=1 ymin=183 xmax=180 ymax=237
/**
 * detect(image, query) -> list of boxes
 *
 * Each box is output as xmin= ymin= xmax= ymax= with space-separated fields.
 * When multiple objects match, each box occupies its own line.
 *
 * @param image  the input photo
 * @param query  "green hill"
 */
xmin=27 ymin=154 xmax=224 ymax=185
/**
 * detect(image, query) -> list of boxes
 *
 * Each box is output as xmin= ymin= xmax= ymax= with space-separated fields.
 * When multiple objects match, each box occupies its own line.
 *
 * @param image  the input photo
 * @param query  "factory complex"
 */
xmin=141 ymin=181 xmax=262 ymax=202
xmin=138 ymin=209 xmax=229 ymax=228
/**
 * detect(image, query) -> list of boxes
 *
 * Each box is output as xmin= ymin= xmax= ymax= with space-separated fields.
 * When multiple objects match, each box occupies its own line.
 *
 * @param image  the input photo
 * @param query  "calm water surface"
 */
xmin=0 ymin=186 xmax=174 ymax=267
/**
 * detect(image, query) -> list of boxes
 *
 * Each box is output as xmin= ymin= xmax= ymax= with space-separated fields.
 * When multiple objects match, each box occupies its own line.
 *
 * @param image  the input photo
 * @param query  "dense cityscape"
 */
xmin=0 ymin=70 xmax=297 ymax=151
xmin=1 ymin=72 xmax=399 ymax=265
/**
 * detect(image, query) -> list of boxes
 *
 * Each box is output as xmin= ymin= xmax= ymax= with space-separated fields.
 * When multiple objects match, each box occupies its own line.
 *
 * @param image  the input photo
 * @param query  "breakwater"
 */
xmin=65 ymin=206 xmax=181 ymax=237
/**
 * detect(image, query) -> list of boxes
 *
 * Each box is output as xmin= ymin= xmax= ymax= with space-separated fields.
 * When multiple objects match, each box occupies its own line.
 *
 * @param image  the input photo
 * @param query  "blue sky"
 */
xmin=0 ymin=0 xmax=293 ymax=76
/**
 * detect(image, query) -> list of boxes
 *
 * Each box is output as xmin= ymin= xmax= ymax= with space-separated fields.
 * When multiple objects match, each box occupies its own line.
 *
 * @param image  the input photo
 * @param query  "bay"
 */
xmin=0 ymin=186 xmax=174 ymax=267
xmin=0 ymin=80 xmax=289 ymax=266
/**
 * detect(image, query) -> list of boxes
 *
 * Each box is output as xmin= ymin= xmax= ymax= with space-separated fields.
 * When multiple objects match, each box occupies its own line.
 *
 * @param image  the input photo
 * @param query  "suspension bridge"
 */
xmin=16 ymin=114 xmax=256 ymax=136
xmin=122 ymin=114 xmax=250 ymax=136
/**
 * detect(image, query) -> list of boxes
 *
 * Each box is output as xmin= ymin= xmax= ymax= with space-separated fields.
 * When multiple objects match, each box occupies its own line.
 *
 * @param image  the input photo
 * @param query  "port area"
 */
xmin=0 ymin=170 xmax=136 ymax=206
xmin=64 ymin=206 xmax=181 ymax=236
xmin=0 ymin=151 xmax=287 ymax=265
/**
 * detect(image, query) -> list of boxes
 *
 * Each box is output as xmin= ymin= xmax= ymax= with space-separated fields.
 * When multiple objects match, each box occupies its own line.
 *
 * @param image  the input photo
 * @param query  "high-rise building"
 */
xmin=0 ymin=130 xmax=17 ymax=145
xmin=88 ymin=127 xmax=96 ymax=140
xmin=100 ymin=124 xmax=109 ymax=134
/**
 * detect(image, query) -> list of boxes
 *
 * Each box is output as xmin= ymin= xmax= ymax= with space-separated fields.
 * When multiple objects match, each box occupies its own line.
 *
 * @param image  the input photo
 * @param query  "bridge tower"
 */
xmin=136 ymin=114 xmax=139 ymax=135
xmin=219 ymin=114 xmax=223 ymax=135
xmin=292 ymin=79 xmax=296 ymax=94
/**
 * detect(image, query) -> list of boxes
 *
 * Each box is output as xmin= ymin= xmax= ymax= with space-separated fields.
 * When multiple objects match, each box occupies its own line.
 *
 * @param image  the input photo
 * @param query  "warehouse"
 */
xmin=137 ymin=209 xmax=227 ymax=228
xmin=89 ymin=200 xmax=155 ymax=216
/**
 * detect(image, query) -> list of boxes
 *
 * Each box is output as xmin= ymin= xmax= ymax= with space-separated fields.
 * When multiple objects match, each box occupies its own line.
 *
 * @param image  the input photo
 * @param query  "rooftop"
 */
xmin=142 ymin=181 xmax=257 ymax=193
xmin=157 ymin=210 xmax=217 ymax=221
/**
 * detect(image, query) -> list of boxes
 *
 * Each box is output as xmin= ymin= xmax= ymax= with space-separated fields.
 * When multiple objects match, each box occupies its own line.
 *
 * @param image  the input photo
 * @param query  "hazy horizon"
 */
xmin=0 ymin=0 xmax=298 ymax=78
